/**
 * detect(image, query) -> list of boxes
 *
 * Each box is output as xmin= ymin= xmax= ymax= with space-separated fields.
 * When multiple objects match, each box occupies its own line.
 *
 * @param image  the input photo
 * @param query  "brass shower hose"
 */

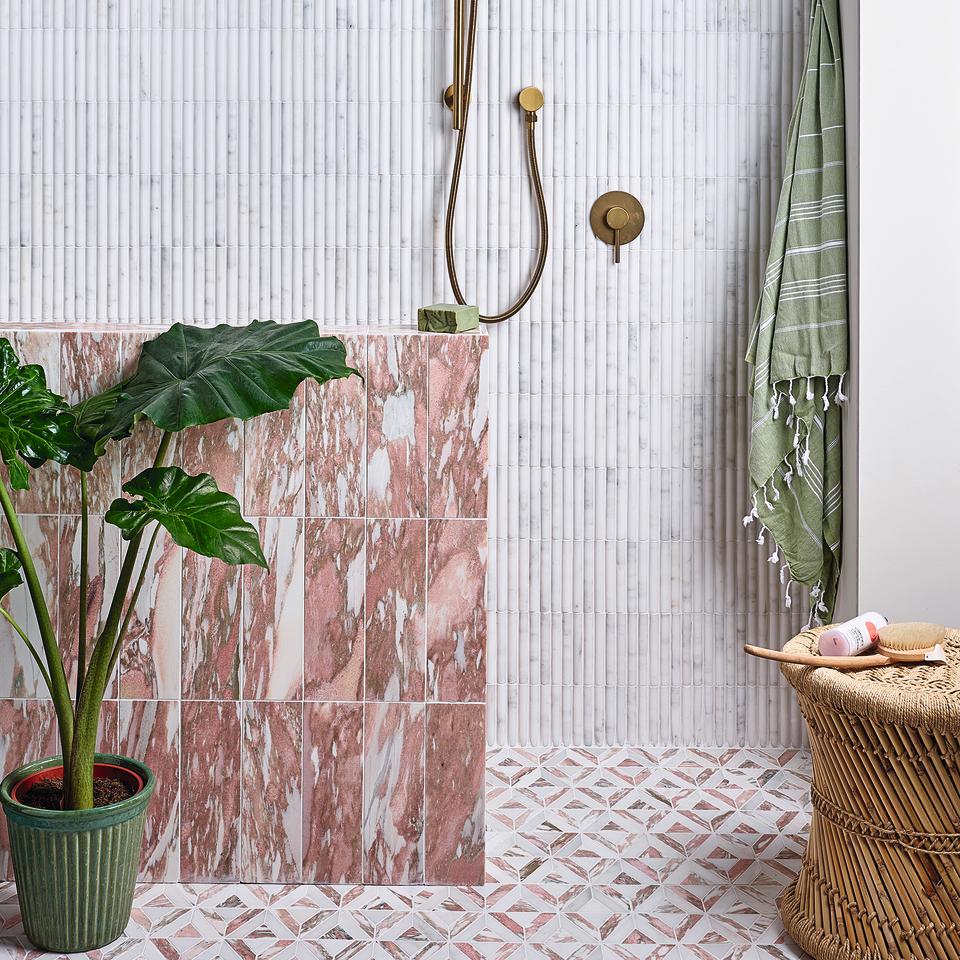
xmin=443 ymin=0 xmax=549 ymax=324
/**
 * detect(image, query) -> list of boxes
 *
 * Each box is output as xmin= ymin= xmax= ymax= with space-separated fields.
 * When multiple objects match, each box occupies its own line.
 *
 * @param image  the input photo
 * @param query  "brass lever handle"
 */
xmin=590 ymin=191 xmax=645 ymax=266
xmin=605 ymin=206 xmax=629 ymax=264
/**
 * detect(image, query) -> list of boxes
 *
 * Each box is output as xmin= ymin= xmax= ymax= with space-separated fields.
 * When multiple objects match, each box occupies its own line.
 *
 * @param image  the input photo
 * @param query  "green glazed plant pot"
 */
xmin=0 ymin=753 xmax=155 ymax=954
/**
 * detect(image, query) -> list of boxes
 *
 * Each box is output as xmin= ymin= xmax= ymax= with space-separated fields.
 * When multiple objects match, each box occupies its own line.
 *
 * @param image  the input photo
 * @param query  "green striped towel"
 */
xmin=744 ymin=0 xmax=847 ymax=625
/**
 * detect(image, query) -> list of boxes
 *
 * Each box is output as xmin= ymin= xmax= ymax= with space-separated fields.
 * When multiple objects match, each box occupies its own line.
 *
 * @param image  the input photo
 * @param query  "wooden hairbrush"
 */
xmin=744 ymin=622 xmax=948 ymax=669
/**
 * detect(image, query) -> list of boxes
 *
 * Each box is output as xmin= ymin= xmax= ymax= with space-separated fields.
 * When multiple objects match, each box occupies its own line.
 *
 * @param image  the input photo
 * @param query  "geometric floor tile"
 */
xmin=0 ymin=748 xmax=812 ymax=959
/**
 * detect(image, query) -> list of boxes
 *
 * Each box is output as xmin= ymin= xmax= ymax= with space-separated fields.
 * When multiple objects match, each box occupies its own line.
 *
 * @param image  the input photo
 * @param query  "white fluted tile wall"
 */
xmin=0 ymin=0 xmax=810 ymax=746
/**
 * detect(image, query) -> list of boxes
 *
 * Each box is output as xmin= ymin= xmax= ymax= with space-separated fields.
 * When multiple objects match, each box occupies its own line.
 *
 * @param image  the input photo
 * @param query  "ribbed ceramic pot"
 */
xmin=0 ymin=753 xmax=155 ymax=953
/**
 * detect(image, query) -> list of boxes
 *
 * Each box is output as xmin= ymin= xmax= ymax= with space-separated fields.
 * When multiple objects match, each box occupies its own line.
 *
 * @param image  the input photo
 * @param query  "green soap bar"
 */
xmin=418 ymin=303 xmax=480 ymax=333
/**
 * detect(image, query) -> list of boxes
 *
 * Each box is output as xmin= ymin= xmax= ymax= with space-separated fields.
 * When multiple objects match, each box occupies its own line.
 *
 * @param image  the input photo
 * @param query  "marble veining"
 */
xmin=180 ymin=701 xmax=241 ymax=882
xmin=0 ymin=0 xmax=810 ymax=750
xmin=302 ymin=702 xmax=364 ymax=884
xmin=0 ymin=746 xmax=814 ymax=959
xmin=363 ymin=702 xmax=425 ymax=885
xmin=0 ymin=326 xmax=488 ymax=885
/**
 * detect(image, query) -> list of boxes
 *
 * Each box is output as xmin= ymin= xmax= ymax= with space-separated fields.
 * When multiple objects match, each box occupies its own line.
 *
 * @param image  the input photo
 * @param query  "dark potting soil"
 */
xmin=20 ymin=776 xmax=134 ymax=810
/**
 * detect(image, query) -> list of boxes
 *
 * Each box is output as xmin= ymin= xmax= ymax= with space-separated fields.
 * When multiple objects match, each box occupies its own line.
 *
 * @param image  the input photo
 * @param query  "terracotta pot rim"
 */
xmin=0 ymin=754 xmax=156 ymax=823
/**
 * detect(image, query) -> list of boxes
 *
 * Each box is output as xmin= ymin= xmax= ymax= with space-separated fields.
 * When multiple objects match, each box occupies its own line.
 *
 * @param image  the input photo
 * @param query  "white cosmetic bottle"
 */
xmin=818 ymin=612 xmax=888 ymax=657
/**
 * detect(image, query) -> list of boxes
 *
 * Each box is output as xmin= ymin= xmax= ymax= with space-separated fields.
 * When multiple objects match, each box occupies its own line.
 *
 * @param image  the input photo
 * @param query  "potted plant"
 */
xmin=0 ymin=319 xmax=356 ymax=953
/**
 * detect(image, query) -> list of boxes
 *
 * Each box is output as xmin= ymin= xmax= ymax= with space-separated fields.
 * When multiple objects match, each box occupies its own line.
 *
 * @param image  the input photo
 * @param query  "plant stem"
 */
xmin=77 ymin=470 xmax=89 ymax=701
xmin=0 ymin=476 xmax=74 ymax=758
xmin=0 ymin=606 xmax=52 ymax=693
xmin=66 ymin=430 xmax=173 ymax=809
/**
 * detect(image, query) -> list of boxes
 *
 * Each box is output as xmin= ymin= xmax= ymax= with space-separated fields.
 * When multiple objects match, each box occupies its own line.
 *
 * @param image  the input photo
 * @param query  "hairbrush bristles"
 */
xmin=877 ymin=622 xmax=947 ymax=663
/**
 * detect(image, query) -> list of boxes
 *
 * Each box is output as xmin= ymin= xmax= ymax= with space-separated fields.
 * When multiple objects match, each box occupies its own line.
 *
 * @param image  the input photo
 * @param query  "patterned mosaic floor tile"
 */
xmin=0 ymin=749 xmax=811 ymax=960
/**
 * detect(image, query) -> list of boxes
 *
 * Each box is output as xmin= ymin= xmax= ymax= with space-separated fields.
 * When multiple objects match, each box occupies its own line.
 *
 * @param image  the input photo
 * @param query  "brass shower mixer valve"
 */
xmin=590 ymin=191 xmax=645 ymax=264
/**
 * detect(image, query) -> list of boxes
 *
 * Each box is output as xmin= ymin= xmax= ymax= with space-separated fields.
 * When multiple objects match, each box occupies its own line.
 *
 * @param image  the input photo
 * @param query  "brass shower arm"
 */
xmin=452 ymin=0 xmax=464 ymax=129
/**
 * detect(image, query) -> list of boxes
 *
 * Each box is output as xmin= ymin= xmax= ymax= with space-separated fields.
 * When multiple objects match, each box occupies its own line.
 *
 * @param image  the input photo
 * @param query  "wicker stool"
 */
xmin=779 ymin=627 xmax=960 ymax=960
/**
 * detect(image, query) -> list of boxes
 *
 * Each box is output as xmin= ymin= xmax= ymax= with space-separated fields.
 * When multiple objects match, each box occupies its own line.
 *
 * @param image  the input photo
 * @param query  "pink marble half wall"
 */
xmin=0 ymin=327 xmax=488 ymax=886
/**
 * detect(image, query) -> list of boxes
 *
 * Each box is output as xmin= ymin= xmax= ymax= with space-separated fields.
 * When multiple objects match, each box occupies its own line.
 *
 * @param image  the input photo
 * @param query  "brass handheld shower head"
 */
xmin=443 ymin=1 xmax=549 ymax=324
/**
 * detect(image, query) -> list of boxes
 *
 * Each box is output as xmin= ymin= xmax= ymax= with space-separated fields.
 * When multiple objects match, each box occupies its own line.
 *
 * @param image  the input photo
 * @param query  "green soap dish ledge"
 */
xmin=417 ymin=303 xmax=480 ymax=333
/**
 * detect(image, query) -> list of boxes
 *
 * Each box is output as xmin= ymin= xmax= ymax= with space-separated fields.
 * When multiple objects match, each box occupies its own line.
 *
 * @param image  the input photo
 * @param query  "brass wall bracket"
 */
xmin=590 ymin=191 xmax=645 ymax=264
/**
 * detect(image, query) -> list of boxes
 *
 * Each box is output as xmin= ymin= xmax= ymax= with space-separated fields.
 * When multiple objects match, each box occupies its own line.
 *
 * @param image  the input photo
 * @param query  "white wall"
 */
xmin=0 ymin=0 xmax=811 ymax=746
xmin=836 ymin=0 xmax=858 ymax=620
xmin=858 ymin=2 xmax=960 ymax=624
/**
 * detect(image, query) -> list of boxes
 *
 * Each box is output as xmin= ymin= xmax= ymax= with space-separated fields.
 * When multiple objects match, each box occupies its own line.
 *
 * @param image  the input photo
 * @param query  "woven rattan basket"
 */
xmin=779 ymin=627 xmax=960 ymax=960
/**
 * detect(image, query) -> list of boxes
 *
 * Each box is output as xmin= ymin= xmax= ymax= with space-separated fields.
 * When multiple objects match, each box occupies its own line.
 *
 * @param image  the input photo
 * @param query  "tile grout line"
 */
xmin=299 ymin=360 xmax=307 ymax=884
xmin=423 ymin=332 xmax=430 ymax=885
xmin=361 ymin=331 xmax=369 ymax=885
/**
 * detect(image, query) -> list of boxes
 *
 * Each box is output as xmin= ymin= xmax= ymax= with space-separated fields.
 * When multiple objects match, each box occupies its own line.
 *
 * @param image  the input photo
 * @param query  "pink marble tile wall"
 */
xmin=0 ymin=327 xmax=487 ymax=885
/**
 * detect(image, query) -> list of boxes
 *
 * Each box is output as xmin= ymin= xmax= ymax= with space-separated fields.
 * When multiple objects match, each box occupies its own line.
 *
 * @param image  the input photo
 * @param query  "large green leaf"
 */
xmin=0 ymin=339 xmax=95 ymax=489
xmin=104 ymin=320 xmax=358 ymax=435
xmin=70 ymin=378 xmax=134 ymax=458
xmin=0 ymin=548 xmax=23 ymax=601
xmin=106 ymin=466 xmax=267 ymax=567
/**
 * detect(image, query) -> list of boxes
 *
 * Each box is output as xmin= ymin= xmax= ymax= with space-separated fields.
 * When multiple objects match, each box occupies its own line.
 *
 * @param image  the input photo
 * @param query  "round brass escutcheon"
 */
xmin=590 ymin=190 xmax=645 ymax=248
xmin=443 ymin=84 xmax=456 ymax=110
xmin=518 ymin=86 xmax=545 ymax=114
